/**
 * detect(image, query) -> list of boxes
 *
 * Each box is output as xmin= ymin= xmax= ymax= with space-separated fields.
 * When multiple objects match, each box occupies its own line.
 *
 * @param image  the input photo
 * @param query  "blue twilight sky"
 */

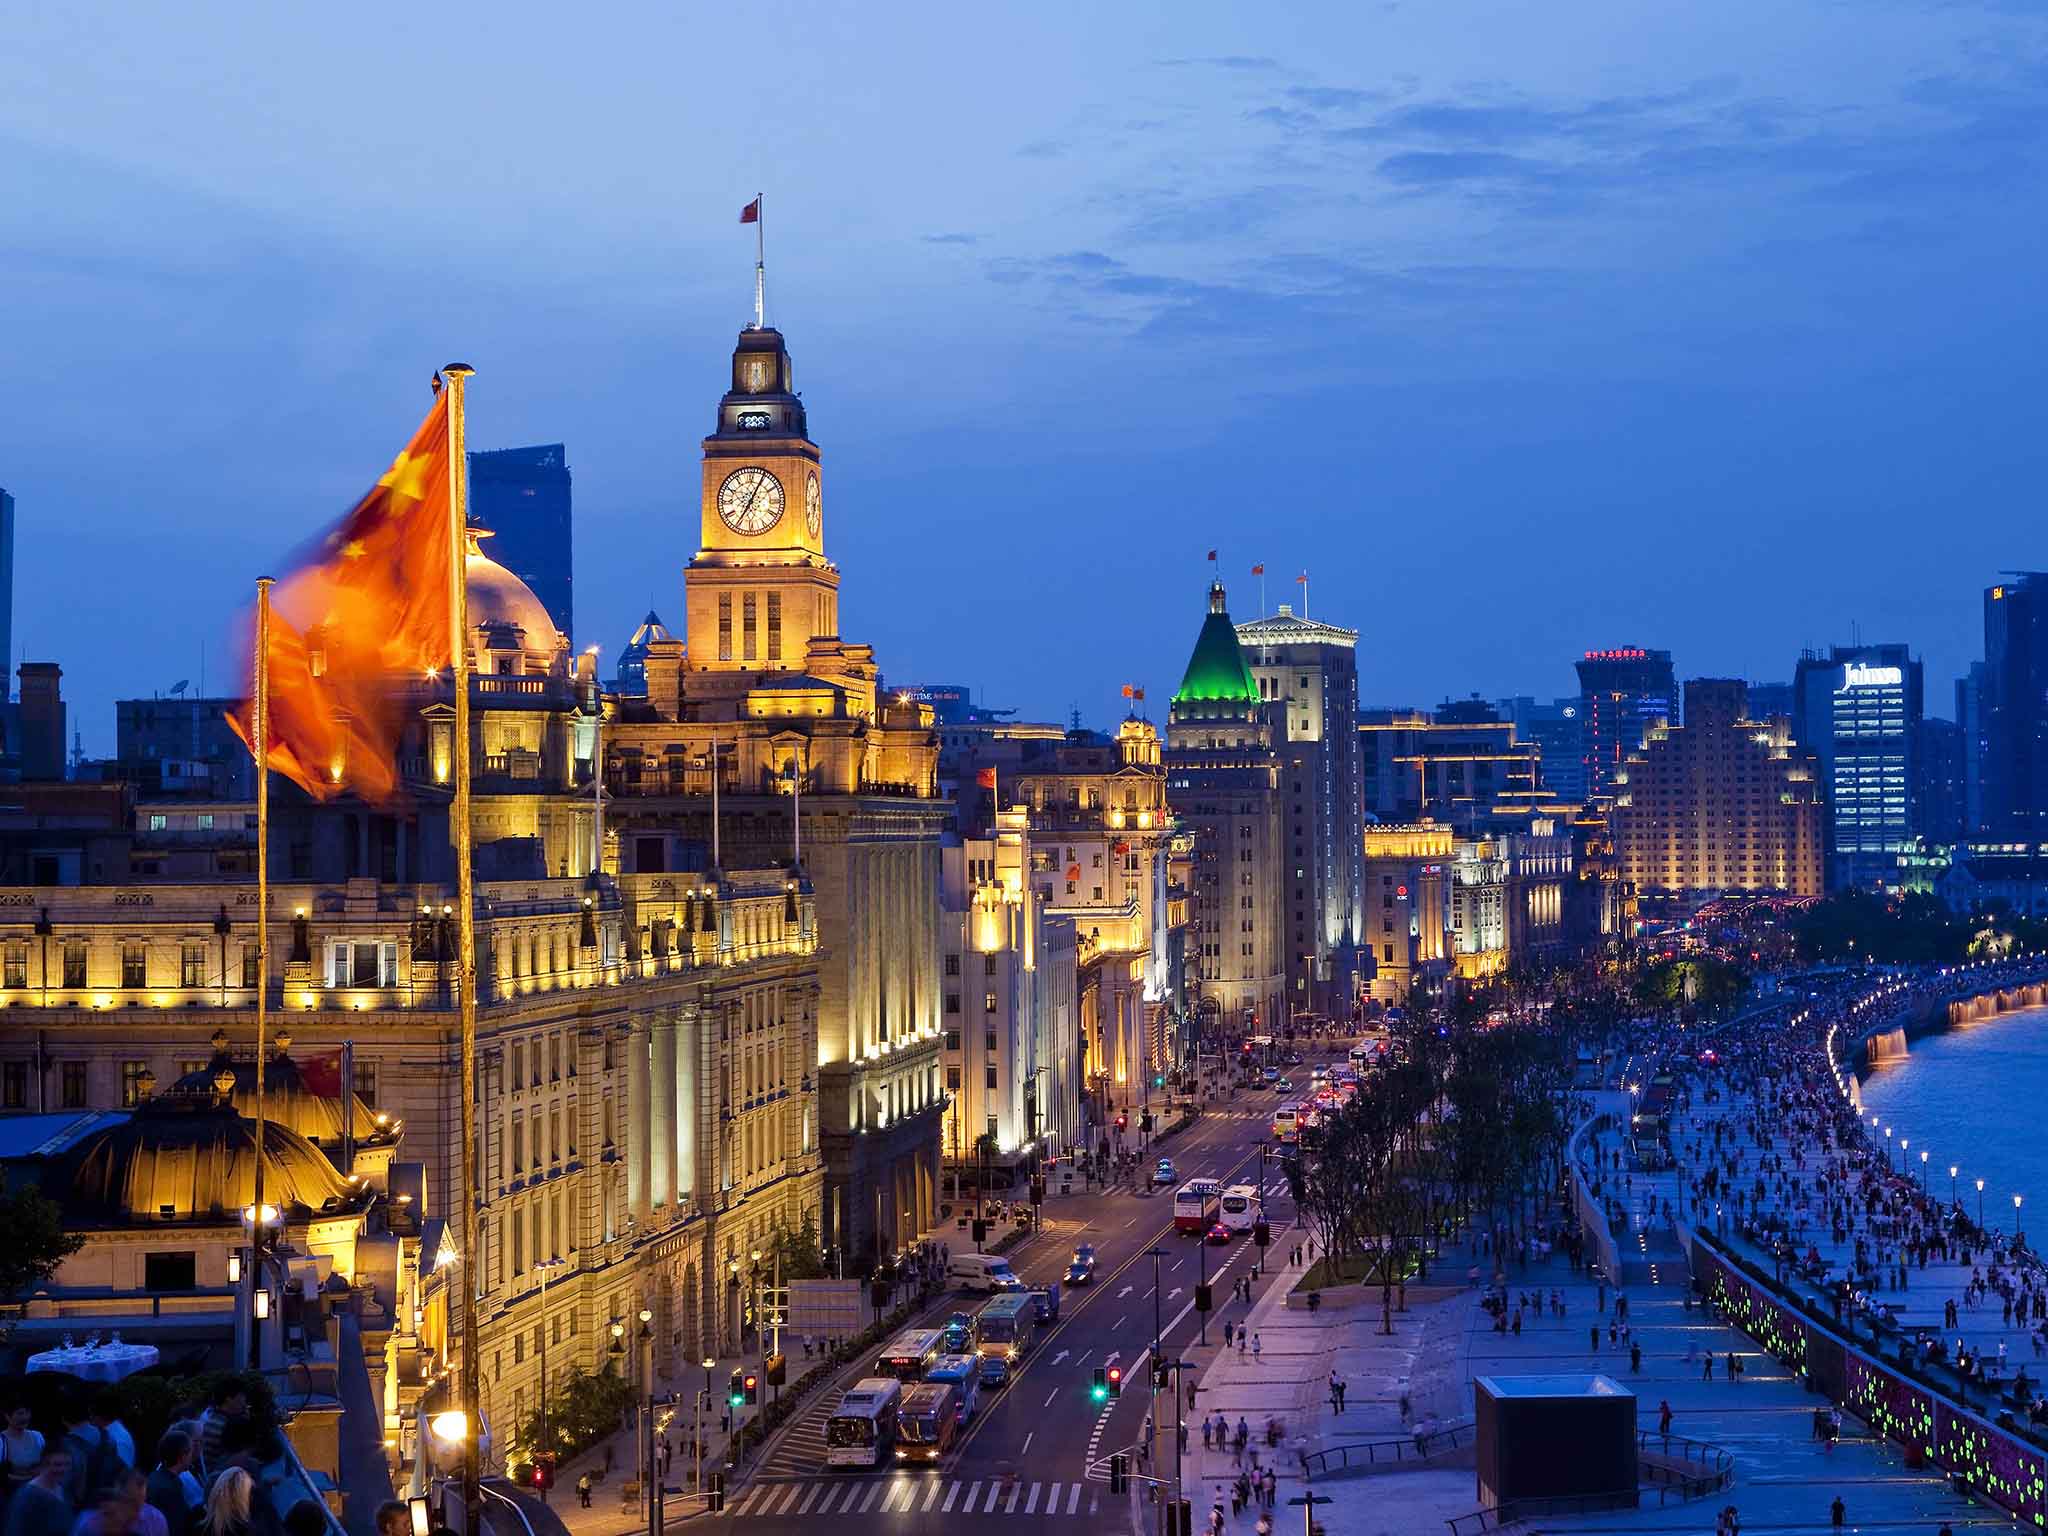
xmin=4 ymin=2 xmax=2046 ymax=753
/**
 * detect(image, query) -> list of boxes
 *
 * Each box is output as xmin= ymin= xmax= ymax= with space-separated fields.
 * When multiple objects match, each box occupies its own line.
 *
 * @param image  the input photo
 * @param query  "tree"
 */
xmin=509 ymin=1364 xmax=636 ymax=1466
xmin=770 ymin=1213 xmax=828 ymax=1281
xmin=0 ymin=1182 xmax=82 ymax=1334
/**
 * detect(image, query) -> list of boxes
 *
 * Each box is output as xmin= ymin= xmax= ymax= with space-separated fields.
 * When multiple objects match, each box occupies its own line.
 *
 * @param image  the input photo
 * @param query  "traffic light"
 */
xmin=531 ymin=1455 xmax=553 ymax=1493
xmin=1153 ymin=1357 xmax=1171 ymax=1390
xmin=764 ymin=1353 xmax=786 ymax=1387
xmin=727 ymin=1368 xmax=745 ymax=1408
xmin=1195 ymin=1282 xmax=1212 ymax=1314
xmin=1106 ymin=1365 xmax=1123 ymax=1399
xmin=1116 ymin=1112 xmax=1127 ymax=1131
xmin=1154 ymin=1074 xmax=1165 ymax=1088
xmin=972 ymin=1219 xmax=989 ymax=1243
xmin=707 ymin=1473 xmax=726 ymax=1513
xmin=1109 ymin=1453 xmax=1128 ymax=1494
xmin=743 ymin=1371 xmax=760 ymax=1406
xmin=1090 ymin=1367 xmax=1108 ymax=1403
xmin=1140 ymin=1112 xmax=1154 ymax=1133
xmin=1254 ymin=1220 xmax=1271 ymax=1248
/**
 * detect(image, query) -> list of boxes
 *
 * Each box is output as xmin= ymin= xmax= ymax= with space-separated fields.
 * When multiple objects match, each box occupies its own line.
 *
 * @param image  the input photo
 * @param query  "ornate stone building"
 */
xmin=1165 ymin=584 xmax=1284 ymax=1035
xmin=599 ymin=321 xmax=945 ymax=1270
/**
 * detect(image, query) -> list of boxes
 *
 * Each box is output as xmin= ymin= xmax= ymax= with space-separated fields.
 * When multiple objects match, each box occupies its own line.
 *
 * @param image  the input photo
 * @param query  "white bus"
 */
xmin=1219 ymin=1184 xmax=1262 ymax=1232
xmin=826 ymin=1378 xmax=902 ymax=1468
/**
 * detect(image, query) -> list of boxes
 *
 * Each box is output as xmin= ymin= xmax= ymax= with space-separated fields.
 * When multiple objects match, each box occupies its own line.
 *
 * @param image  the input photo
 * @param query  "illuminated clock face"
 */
xmin=805 ymin=472 xmax=821 ymax=539
xmin=717 ymin=468 xmax=784 ymax=535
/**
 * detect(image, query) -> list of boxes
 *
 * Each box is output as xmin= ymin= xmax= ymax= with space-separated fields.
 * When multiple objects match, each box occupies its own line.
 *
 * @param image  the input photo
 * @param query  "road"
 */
xmin=714 ymin=1040 xmax=1346 ymax=1533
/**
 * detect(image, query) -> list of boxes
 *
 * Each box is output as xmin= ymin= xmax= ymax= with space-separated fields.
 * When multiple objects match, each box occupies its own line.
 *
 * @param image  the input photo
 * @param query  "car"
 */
xmin=1071 ymin=1243 xmax=1098 ymax=1272
xmin=1065 ymin=1260 xmax=1094 ymax=1285
xmin=942 ymin=1312 xmax=974 ymax=1350
xmin=1261 ymin=1066 xmax=1280 ymax=1083
xmin=1205 ymin=1221 xmax=1233 ymax=1245
xmin=1274 ymin=1077 xmax=1294 ymax=1092
xmin=980 ymin=1354 xmax=1010 ymax=1387
xmin=1154 ymin=1158 xmax=1177 ymax=1186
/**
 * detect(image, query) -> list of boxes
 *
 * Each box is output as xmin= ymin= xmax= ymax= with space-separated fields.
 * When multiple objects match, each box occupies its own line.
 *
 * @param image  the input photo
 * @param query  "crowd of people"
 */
xmin=0 ymin=1382 xmax=328 ymax=1536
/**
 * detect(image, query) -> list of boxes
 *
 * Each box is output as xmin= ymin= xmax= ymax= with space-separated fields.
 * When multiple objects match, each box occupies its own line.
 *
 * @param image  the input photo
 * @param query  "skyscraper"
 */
xmin=1982 ymin=576 xmax=2048 ymax=839
xmin=1499 ymin=696 xmax=1586 ymax=802
xmin=1236 ymin=604 xmax=1364 ymax=1016
xmin=0 ymin=488 xmax=13 ymax=703
xmin=1576 ymin=647 xmax=1676 ymax=801
xmin=468 ymin=444 xmax=572 ymax=646
xmin=1958 ymin=662 xmax=1988 ymax=835
xmin=1167 ymin=583 xmax=1284 ymax=1033
xmin=1791 ymin=644 xmax=1922 ymax=891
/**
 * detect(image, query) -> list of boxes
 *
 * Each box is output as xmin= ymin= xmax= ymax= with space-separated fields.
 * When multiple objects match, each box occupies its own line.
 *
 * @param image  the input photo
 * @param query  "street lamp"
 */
xmin=1920 ymin=1150 xmax=1929 ymax=1195
xmin=1950 ymin=1165 xmax=1959 ymax=1206
xmin=240 ymin=1202 xmax=281 ymax=1369
xmin=2016 ymin=1194 xmax=2025 ymax=1240
xmin=696 ymin=1356 xmax=715 ymax=1494
xmin=533 ymin=1255 xmax=566 ymax=1499
xmin=1977 ymin=1178 xmax=1986 ymax=1230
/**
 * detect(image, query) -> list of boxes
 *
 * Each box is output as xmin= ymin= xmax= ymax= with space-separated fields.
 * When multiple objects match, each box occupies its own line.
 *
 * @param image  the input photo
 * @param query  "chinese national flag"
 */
xmin=1251 ymin=563 xmax=1265 ymax=576
xmin=740 ymin=197 xmax=761 ymax=223
xmin=976 ymin=768 xmax=997 ymax=790
xmin=299 ymin=1050 xmax=346 ymax=1098
xmin=230 ymin=392 xmax=455 ymax=803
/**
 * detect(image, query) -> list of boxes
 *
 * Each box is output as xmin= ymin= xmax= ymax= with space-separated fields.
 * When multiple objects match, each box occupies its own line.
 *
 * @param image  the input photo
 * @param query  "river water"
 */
xmin=1857 ymin=1002 xmax=2048 ymax=1239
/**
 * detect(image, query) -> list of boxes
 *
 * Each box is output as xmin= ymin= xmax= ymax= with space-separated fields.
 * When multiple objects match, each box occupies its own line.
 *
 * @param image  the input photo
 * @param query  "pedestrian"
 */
xmin=1223 ymin=1321 xmax=1234 ymax=1350
xmin=1703 ymin=1354 xmax=1714 ymax=1382
xmin=1252 ymin=1333 xmax=1262 ymax=1360
xmin=575 ymin=1474 xmax=591 ymax=1510
xmin=1261 ymin=1467 xmax=1276 ymax=1507
xmin=1829 ymin=1495 xmax=1844 ymax=1528
xmin=1203 ymin=1419 xmax=1213 ymax=1451
xmin=1630 ymin=1342 xmax=1641 ymax=1373
xmin=1590 ymin=1325 xmax=1600 ymax=1351
xmin=1658 ymin=1400 xmax=1672 ymax=1443
xmin=1239 ymin=1331 xmax=1247 ymax=1357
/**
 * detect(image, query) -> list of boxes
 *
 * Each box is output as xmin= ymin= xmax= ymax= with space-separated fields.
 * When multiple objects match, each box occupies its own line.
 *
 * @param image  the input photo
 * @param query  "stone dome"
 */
xmin=169 ymin=1047 xmax=392 ymax=1152
xmin=465 ymin=528 xmax=566 ymax=667
xmin=56 ymin=1096 xmax=362 ymax=1227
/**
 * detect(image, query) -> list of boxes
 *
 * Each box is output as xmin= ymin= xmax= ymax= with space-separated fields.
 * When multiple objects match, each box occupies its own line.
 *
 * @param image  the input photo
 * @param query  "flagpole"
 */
xmin=1258 ymin=567 xmax=1266 ymax=620
xmin=442 ymin=361 xmax=483 ymax=1536
xmin=250 ymin=575 xmax=273 ymax=1371
xmin=754 ymin=193 xmax=766 ymax=330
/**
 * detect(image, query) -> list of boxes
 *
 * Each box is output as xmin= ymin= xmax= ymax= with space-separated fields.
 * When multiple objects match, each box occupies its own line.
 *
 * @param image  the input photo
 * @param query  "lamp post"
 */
xmin=533 ymin=1254 xmax=565 ymax=1499
xmin=1884 ymin=1126 xmax=1893 ymax=1173
xmin=1978 ymin=1179 xmax=1986 ymax=1231
xmin=240 ymin=1201 xmax=280 ymax=1370
xmin=1950 ymin=1166 xmax=1959 ymax=1206
xmin=638 ymin=1307 xmax=655 ymax=1532
xmin=696 ymin=1356 xmax=714 ymax=1494
xmin=1920 ymin=1150 xmax=1929 ymax=1196
xmin=2016 ymin=1194 xmax=2025 ymax=1241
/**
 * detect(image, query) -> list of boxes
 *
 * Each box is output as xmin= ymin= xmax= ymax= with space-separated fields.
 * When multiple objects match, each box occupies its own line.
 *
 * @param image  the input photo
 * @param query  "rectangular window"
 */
xmin=122 ymin=942 xmax=146 ymax=988
xmin=143 ymin=1252 xmax=197 ymax=1291
xmin=2 ymin=1061 xmax=26 ymax=1109
xmin=60 ymin=1061 xmax=87 ymax=1109
xmin=944 ymin=954 xmax=960 ymax=977
xmin=241 ymin=943 xmax=261 ymax=988
xmin=181 ymin=942 xmax=205 ymax=987
xmin=985 ymin=1065 xmax=998 ymax=1090
xmin=946 ymin=1066 xmax=962 ymax=1091
xmin=944 ymin=993 xmax=960 ymax=1015
xmin=742 ymin=593 xmax=758 ymax=661
xmin=3 ymin=944 xmax=24 ymax=989
xmin=984 ymin=992 xmax=998 ymax=1013
xmin=718 ymin=594 xmax=733 ymax=662
xmin=767 ymin=592 xmax=781 ymax=663
xmin=328 ymin=941 xmax=397 ymax=988
xmin=354 ymin=1060 xmax=378 ymax=1105
xmin=944 ymin=1030 xmax=961 ymax=1052
xmin=983 ymin=953 xmax=996 ymax=975
xmin=121 ymin=1060 xmax=149 ymax=1107
xmin=984 ymin=1030 xmax=997 ymax=1053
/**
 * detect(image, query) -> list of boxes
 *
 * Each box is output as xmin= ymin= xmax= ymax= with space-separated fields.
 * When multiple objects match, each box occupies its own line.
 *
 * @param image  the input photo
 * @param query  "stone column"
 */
xmin=676 ymin=1001 xmax=698 ymax=1208
xmin=652 ymin=1012 xmax=678 ymax=1210
xmin=627 ymin=1018 xmax=651 ymax=1227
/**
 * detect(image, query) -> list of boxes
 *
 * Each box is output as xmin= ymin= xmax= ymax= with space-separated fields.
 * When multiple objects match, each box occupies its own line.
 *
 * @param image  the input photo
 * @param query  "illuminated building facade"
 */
xmin=1982 ymin=575 xmax=2048 ymax=839
xmin=1360 ymin=705 xmax=1546 ymax=831
xmin=1791 ymin=643 xmax=1922 ymax=891
xmin=601 ymin=321 xmax=945 ymax=1270
xmin=1576 ymin=647 xmax=1676 ymax=802
xmin=1609 ymin=678 xmax=1823 ymax=904
xmin=1236 ymin=606 xmax=1364 ymax=1018
xmin=1499 ymin=696 xmax=1585 ymax=802
xmin=0 ymin=534 xmax=824 ymax=1460
xmin=1167 ymin=585 xmax=1283 ymax=1034
xmin=1361 ymin=823 xmax=1453 ymax=1002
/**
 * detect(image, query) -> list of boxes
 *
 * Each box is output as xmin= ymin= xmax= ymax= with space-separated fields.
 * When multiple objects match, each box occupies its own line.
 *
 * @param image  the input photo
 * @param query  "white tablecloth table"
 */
xmin=25 ymin=1342 xmax=160 ymax=1383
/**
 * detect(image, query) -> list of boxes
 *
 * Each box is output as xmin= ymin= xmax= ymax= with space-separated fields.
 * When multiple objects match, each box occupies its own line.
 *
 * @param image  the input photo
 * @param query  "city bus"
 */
xmin=895 ymin=1383 xmax=960 ymax=1462
xmin=1271 ymin=1104 xmax=1300 ymax=1144
xmin=924 ymin=1354 xmax=982 ymax=1424
xmin=874 ymin=1328 xmax=946 ymax=1383
xmin=1219 ymin=1184 xmax=1262 ymax=1232
xmin=826 ymin=1378 xmax=902 ymax=1468
xmin=973 ymin=1292 xmax=1039 ymax=1376
xmin=1173 ymin=1178 xmax=1222 ymax=1233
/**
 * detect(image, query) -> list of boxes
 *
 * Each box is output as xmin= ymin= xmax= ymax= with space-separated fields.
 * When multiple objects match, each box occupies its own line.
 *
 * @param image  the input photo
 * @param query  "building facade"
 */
xmin=1609 ymin=678 xmax=1824 ymax=905
xmin=1576 ymin=647 xmax=1676 ymax=802
xmin=1166 ymin=584 xmax=1283 ymax=1035
xmin=599 ymin=321 xmax=945 ymax=1271
xmin=1361 ymin=705 xmax=1545 ymax=830
xmin=116 ymin=696 xmax=256 ymax=800
xmin=1791 ymin=644 xmax=1923 ymax=891
xmin=1236 ymin=606 xmax=1364 ymax=1018
xmin=469 ymin=444 xmax=573 ymax=648
xmin=1982 ymin=575 xmax=2048 ymax=841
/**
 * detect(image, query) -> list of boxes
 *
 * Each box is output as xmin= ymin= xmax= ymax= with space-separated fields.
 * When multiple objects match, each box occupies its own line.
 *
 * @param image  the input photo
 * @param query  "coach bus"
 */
xmin=973 ymin=1292 xmax=1038 ymax=1369
xmin=826 ymin=1378 xmax=902 ymax=1468
xmin=1219 ymin=1184 xmax=1262 ymax=1232
xmin=924 ymin=1354 xmax=983 ymax=1424
xmin=874 ymin=1328 xmax=946 ymax=1383
xmin=1173 ymin=1177 xmax=1222 ymax=1233
xmin=895 ymin=1382 xmax=960 ymax=1462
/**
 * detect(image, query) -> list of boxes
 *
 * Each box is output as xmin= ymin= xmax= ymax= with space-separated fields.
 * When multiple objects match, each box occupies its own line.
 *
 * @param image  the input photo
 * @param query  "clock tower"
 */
xmin=685 ymin=325 xmax=838 ymax=673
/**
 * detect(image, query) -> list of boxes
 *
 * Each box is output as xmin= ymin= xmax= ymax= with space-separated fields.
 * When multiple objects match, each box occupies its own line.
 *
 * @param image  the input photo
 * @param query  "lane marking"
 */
xmin=859 ymin=1482 xmax=884 ymax=1512
xmin=796 ymin=1484 xmax=821 ymax=1514
xmin=983 ymin=1481 xmax=1002 ymax=1512
xmin=1044 ymin=1390 xmax=1058 ymax=1408
xmin=962 ymin=1480 xmax=981 ymax=1509
xmin=1021 ymin=1432 xmax=1034 ymax=1456
xmin=942 ymin=1482 xmax=962 ymax=1513
xmin=1006 ymin=1480 xmax=1023 ymax=1512
xmin=922 ymin=1481 xmax=942 ymax=1511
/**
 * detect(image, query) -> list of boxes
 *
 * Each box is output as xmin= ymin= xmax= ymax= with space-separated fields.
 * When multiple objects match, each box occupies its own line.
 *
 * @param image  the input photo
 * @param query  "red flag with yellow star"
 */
xmin=229 ymin=392 xmax=454 ymax=802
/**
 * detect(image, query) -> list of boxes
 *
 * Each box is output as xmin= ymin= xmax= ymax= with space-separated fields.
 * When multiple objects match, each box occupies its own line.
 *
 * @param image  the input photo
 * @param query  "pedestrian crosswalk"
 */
xmin=722 ymin=1476 xmax=1102 ymax=1520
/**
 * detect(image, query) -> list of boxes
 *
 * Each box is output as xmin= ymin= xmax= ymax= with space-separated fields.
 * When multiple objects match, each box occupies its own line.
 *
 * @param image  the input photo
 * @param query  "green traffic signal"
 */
xmin=1090 ymin=1383 xmax=1108 ymax=1403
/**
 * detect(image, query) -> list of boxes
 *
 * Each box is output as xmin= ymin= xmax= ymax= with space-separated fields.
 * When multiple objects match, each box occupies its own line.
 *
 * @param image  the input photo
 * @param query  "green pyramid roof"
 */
xmin=1173 ymin=584 xmax=1260 ymax=706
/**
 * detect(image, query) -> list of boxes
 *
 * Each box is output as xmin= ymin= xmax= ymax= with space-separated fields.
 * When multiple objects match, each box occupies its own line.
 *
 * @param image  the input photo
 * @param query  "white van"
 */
xmin=946 ymin=1252 xmax=1022 ymax=1293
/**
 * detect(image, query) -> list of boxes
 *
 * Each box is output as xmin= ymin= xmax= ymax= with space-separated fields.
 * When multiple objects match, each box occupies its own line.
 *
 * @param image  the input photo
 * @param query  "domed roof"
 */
xmin=55 ymin=1096 xmax=362 ymax=1227
xmin=168 ymin=1045 xmax=391 ymax=1151
xmin=465 ymin=528 xmax=564 ymax=657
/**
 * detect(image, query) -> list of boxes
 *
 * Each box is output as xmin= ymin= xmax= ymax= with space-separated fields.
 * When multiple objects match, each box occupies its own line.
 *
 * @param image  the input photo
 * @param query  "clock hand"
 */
xmin=743 ymin=473 xmax=767 ymax=526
